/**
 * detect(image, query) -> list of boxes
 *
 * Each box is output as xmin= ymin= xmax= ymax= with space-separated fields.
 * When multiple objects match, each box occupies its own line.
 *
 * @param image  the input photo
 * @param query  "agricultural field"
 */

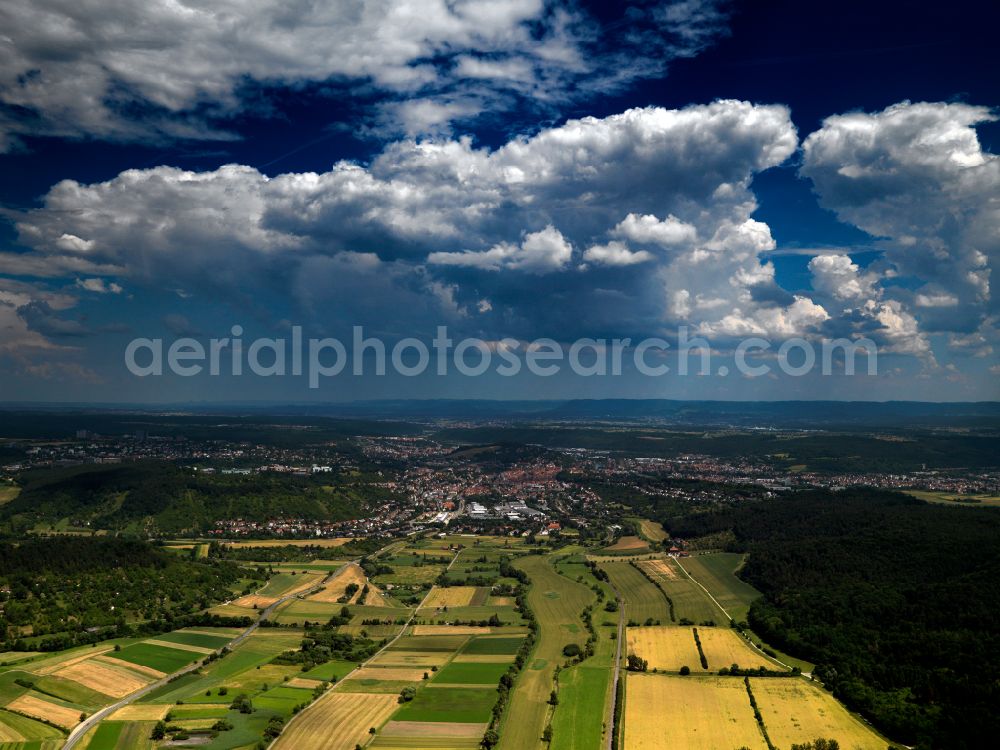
xmin=636 ymin=558 xmax=723 ymax=623
xmin=278 ymin=630 xmax=514 ymax=750
xmin=304 ymin=563 xmax=390 ymax=606
xmin=635 ymin=519 xmax=669 ymax=542
xmin=750 ymin=679 xmax=888 ymax=749
xmin=230 ymin=570 xmax=325 ymax=608
xmin=0 ymin=709 xmax=64 ymax=746
xmin=626 ymin=626 xmax=702 ymax=672
xmin=497 ymin=555 xmax=593 ymax=750
xmin=548 ymin=556 xmax=616 ymax=750
xmin=696 ymin=627 xmax=777 ymax=671
xmin=904 ymin=490 xmax=1000 ymax=508
xmin=75 ymin=628 xmax=325 ymax=748
xmin=624 ymin=673 xmax=767 ymax=750
xmin=271 ymin=692 xmax=399 ymax=750
xmin=109 ymin=642 xmax=200 ymax=674
xmin=601 ymin=562 xmax=671 ymax=624
xmin=601 ymin=536 xmax=651 ymax=555
xmin=675 ymin=553 xmax=762 ymax=623
xmin=0 ymin=626 xmax=253 ymax=748
xmin=0 ymin=485 xmax=21 ymax=505
xmin=422 ymin=586 xmax=489 ymax=609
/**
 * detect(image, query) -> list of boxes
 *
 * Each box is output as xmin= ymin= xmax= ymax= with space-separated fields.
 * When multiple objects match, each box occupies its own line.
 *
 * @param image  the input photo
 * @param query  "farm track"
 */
xmin=672 ymin=557 xmax=799 ymax=674
xmin=605 ymin=578 xmax=624 ymax=750
xmin=271 ymin=544 xmax=464 ymax=747
xmin=62 ymin=561 xmax=356 ymax=749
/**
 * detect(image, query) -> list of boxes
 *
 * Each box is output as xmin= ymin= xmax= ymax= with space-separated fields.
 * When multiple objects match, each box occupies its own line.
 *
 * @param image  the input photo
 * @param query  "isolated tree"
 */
xmin=151 ymin=721 xmax=166 ymax=740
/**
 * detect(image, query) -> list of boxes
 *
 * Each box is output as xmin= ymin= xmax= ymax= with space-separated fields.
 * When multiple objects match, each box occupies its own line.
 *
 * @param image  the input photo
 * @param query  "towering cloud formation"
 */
xmin=11 ymin=101 xmax=810 ymax=341
xmin=802 ymin=102 xmax=998 ymax=353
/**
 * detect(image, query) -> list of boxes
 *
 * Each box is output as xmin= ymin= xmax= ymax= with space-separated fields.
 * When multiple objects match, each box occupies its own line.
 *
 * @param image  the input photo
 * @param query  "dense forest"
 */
xmin=0 ymin=462 xmax=391 ymax=534
xmin=0 ymin=537 xmax=255 ymax=646
xmin=662 ymin=489 xmax=1000 ymax=750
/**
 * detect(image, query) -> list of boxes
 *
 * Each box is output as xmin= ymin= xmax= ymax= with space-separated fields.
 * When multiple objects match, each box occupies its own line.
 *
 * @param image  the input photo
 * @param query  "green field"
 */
xmin=92 ymin=629 xmax=317 ymax=749
xmin=461 ymin=637 xmax=525 ymax=656
xmin=640 ymin=558 xmax=726 ymax=624
xmin=85 ymin=720 xmax=123 ymax=749
xmin=433 ymin=661 xmax=511 ymax=685
xmin=112 ymin=642 xmax=198 ymax=673
xmin=601 ymin=562 xmax=671 ymax=624
xmin=254 ymin=685 xmax=315 ymax=712
xmin=389 ymin=635 xmax=469 ymax=652
xmin=549 ymin=660 xmax=610 ymax=750
xmin=32 ymin=673 xmax=113 ymax=707
xmin=498 ymin=555 xmax=593 ymax=750
xmin=392 ymin=686 xmax=495 ymax=723
xmin=677 ymin=553 xmax=762 ymax=623
xmin=548 ymin=556 xmax=616 ymax=750
xmin=0 ymin=708 xmax=65 ymax=741
xmin=153 ymin=630 xmax=235 ymax=650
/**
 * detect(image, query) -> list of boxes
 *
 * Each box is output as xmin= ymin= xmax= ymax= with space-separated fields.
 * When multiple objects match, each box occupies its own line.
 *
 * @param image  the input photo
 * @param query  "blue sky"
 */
xmin=0 ymin=0 xmax=997 ymax=403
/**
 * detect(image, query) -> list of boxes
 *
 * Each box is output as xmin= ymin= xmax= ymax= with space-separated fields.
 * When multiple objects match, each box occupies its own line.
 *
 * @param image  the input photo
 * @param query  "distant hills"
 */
xmin=2 ymin=398 xmax=1000 ymax=429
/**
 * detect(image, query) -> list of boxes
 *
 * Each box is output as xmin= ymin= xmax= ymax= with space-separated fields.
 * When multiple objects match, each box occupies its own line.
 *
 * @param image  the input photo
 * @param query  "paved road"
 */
xmin=63 ymin=566 xmax=343 ymax=749
xmin=605 ymin=579 xmax=625 ymax=750
xmin=271 ymin=542 xmax=464 ymax=747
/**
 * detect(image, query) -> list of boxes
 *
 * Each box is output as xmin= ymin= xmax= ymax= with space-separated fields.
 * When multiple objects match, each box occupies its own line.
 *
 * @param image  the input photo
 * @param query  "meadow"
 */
xmin=497 ymin=555 xmax=594 ymax=750
xmin=601 ymin=562 xmax=671 ymax=624
xmin=636 ymin=558 xmax=723 ymax=623
xmin=601 ymin=536 xmax=651 ymax=555
xmin=675 ymin=553 xmax=761 ymax=622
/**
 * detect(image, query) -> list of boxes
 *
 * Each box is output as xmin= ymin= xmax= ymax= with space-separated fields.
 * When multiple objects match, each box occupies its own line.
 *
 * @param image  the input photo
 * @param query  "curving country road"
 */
xmin=63 ymin=564 xmax=348 ymax=749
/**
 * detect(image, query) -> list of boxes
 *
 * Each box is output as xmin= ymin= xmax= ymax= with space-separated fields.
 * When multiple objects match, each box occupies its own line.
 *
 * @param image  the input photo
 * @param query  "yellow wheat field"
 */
xmin=626 ymin=626 xmax=701 ymax=671
xmin=696 ymin=628 xmax=776 ymax=671
xmin=56 ymin=658 xmax=152 ymax=697
xmin=108 ymin=704 xmax=172 ymax=721
xmin=286 ymin=677 xmax=325 ymax=689
xmin=422 ymin=586 xmax=478 ymax=608
xmin=624 ymin=673 xmax=766 ymax=750
xmin=97 ymin=655 xmax=166 ymax=679
xmin=343 ymin=666 xmax=428 ymax=682
xmin=271 ymin=692 xmax=398 ymax=750
xmin=410 ymin=625 xmax=491 ymax=636
xmin=232 ymin=593 xmax=279 ymax=608
xmin=381 ymin=720 xmax=488 ymax=737
xmin=35 ymin=646 xmax=114 ymax=675
xmin=750 ymin=678 xmax=887 ymax=750
xmin=7 ymin=694 xmax=82 ymax=729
